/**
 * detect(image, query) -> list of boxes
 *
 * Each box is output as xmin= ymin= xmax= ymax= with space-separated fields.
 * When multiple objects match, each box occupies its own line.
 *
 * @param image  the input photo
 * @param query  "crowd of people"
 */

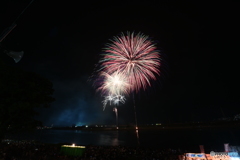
xmin=0 ymin=139 xmax=184 ymax=160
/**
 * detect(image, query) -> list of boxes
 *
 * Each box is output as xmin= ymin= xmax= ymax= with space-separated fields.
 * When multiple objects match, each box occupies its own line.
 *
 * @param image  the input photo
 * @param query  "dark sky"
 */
xmin=0 ymin=1 xmax=239 ymax=126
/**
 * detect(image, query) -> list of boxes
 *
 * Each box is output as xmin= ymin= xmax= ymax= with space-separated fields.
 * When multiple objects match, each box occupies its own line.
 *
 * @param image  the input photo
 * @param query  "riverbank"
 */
xmin=50 ymin=121 xmax=240 ymax=131
xmin=0 ymin=139 xmax=183 ymax=160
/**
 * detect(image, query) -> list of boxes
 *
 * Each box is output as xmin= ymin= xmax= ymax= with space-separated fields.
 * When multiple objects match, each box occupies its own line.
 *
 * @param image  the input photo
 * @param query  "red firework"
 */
xmin=99 ymin=32 xmax=161 ymax=92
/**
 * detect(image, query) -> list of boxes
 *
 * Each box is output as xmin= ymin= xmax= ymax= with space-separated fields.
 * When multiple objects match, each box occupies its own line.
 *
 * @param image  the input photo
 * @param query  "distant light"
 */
xmin=85 ymin=125 xmax=88 ymax=128
xmin=72 ymin=143 xmax=75 ymax=147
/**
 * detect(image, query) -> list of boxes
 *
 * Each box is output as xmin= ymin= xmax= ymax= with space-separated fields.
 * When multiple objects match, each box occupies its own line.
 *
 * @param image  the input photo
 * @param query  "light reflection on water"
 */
xmin=75 ymin=130 xmax=122 ymax=146
xmin=5 ymin=128 xmax=240 ymax=150
xmin=99 ymin=132 xmax=119 ymax=146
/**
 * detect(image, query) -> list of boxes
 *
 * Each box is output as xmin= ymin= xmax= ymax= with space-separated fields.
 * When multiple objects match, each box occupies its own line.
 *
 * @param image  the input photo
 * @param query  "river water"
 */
xmin=6 ymin=128 xmax=240 ymax=152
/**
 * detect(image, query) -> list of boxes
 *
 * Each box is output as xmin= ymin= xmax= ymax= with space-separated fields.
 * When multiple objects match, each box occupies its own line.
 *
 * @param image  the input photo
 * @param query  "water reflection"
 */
xmin=5 ymin=128 xmax=240 ymax=148
xmin=136 ymin=129 xmax=140 ymax=145
xmin=75 ymin=130 xmax=82 ymax=133
xmin=99 ymin=131 xmax=119 ymax=146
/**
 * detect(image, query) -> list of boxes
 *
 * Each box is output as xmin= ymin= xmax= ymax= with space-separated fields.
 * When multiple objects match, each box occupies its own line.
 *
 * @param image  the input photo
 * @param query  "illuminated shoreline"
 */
xmin=45 ymin=121 xmax=240 ymax=131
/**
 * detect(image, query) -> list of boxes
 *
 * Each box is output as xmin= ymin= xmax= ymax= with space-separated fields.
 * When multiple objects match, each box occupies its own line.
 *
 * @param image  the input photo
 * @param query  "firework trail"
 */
xmin=99 ymin=32 xmax=161 ymax=92
xmin=113 ymin=107 xmax=118 ymax=129
xmin=102 ymin=94 xmax=125 ymax=129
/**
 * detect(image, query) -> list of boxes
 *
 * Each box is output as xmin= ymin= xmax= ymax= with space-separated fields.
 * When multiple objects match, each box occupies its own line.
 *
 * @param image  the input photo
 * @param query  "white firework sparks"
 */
xmin=97 ymin=70 xmax=130 ymax=96
xmin=102 ymin=94 xmax=126 ymax=110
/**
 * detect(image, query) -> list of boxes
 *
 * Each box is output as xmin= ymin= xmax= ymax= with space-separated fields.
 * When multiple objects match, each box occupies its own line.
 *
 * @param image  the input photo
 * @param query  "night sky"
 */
xmin=0 ymin=1 xmax=239 ymax=127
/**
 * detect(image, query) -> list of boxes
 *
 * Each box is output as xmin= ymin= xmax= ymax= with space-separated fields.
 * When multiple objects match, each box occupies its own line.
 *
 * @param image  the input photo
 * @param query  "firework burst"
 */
xmin=97 ymin=70 xmax=130 ymax=96
xmin=95 ymin=70 xmax=129 ymax=110
xmin=99 ymin=32 xmax=161 ymax=92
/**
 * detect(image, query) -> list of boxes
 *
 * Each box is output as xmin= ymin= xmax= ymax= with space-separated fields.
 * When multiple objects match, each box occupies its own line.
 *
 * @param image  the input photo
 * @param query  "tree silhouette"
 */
xmin=0 ymin=61 xmax=55 ymax=140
